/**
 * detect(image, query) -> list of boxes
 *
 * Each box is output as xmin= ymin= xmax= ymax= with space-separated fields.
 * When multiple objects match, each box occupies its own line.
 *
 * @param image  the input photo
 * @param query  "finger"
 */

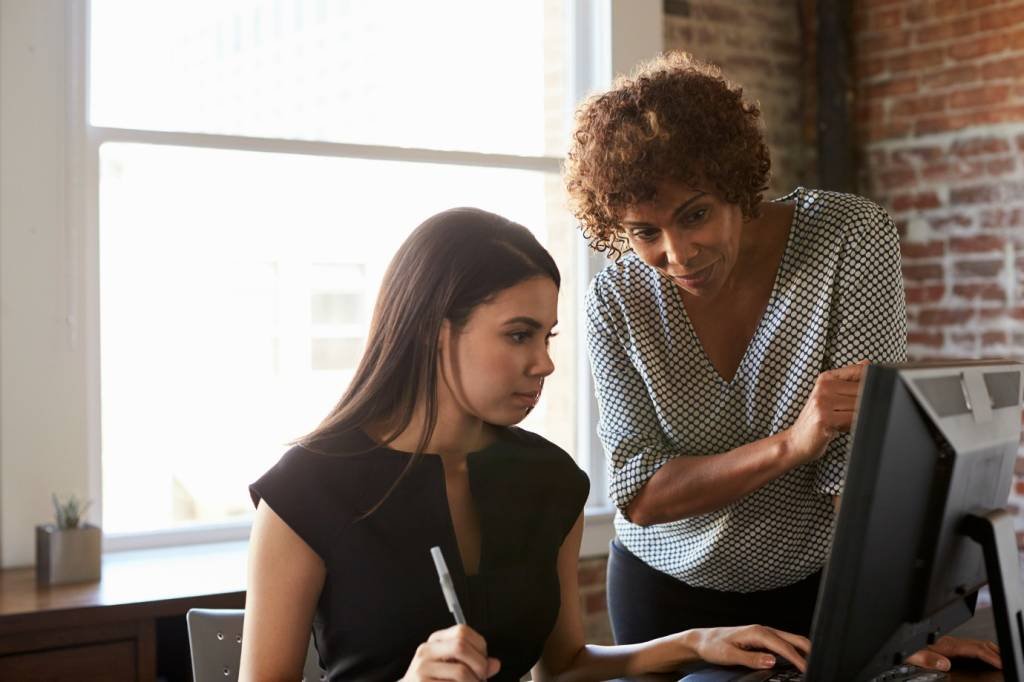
xmin=820 ymin=377 xmax=865 ymax=397
xmin=450 ymin=624 xmax=489 ymax=659
xmin=430 ymin=625 xmax=489 ymax=661
xmin=905 ymin=650 xmax=951 ymax=672
xmin=930 ymin=636 xmax=1002 ymax=667
xmin=961 ymin=642 xmax=1003 ymax=669
xmin=769 ymin=630 xmax=812 ymax=656
xmin=729 ymin=648 xmax=779 ymax=670
xmin=425 ymin=638 xmax=490 ymax=680
xmin=738 ymin=629 xmax=808 ymax=672
xmin=757 ymin=634 xmax=808 ymax=672
xmin=422 ymin=659 xmax=482 ymax=682
xmin=827 ymin=363 xmax=868 ymax=382
xmin=485 ymin=657 xmax=502 ymax=678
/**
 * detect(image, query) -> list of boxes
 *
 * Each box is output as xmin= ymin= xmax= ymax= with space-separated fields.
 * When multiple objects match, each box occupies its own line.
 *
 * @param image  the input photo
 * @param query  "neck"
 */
xmin=371 ymin=395 xmax=495 ymax=460
xmin=722 ymin=201 xmax=792 ymax=294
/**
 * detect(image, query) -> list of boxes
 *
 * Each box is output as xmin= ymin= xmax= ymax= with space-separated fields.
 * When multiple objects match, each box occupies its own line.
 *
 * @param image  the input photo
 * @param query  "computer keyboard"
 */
xmin=760 ymin=664 xmax=947 ymax=682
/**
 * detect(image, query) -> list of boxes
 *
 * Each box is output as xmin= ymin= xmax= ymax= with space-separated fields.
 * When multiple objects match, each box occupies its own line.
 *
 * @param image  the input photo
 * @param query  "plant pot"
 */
xmin=35 ymin=523 xmax=101 ymax=585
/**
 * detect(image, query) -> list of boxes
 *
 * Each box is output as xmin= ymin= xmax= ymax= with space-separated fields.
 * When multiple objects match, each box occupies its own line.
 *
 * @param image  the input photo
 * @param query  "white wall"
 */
xmin=0 ymin=0 xmax=93 ymax=568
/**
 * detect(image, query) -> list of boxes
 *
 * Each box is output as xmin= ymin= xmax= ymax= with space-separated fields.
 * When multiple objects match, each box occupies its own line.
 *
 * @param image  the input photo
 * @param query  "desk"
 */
xmin=0 ymin=541 xmax=247 ymax=681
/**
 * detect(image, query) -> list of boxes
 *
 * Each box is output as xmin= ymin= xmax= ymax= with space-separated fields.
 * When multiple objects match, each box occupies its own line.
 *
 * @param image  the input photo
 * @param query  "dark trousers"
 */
xmin=607 ymin=539 xmax=821 ymax=644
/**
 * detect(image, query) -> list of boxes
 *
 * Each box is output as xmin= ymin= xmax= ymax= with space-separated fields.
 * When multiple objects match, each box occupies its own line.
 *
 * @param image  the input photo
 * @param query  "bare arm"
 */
xmin=626 ymin=431 xmax=797 ymax=526
xmin=239 ymin=500 xmax=326 ymax=682
xmin=626 ymin=364 xmax=865 ymax=527
xmin=532 ymin=514 xmax=810 ymax=681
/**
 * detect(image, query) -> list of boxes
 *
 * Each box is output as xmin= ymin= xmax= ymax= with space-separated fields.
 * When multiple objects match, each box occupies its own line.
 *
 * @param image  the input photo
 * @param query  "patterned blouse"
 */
xmin=585 ymin=188 xmax=908 ymax=592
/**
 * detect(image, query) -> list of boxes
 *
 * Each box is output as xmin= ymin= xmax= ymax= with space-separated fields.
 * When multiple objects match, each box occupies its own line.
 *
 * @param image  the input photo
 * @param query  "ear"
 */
xmin=437 ymin=319 xmax=452 ymax=355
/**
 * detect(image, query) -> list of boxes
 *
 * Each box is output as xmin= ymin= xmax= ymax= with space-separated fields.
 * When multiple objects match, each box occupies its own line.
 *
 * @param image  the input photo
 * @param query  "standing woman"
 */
xmin=240 ymin=208 xmax=812 ymax=681
xmin=564 ymin=53 xmax=909 ymax=641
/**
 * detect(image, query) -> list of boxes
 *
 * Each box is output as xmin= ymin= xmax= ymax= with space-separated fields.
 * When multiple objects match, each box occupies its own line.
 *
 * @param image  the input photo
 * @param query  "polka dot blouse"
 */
xmin=585 ymin=188 xmax=908 ymax=592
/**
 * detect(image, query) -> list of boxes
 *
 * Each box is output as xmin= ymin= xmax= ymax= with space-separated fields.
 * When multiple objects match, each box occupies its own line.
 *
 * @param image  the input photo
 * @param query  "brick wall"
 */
xmin=663 ymin=0 xmax=816 ymax=196
xmin=579 ymin=555 xmax=612 ymax=644
xmin=853 ymin=0 xmax=1024 ymax=541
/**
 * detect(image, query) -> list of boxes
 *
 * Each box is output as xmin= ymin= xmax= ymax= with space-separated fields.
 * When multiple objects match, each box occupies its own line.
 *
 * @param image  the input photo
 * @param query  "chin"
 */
xmin=487 ymin=410 xmax=531 ymax=428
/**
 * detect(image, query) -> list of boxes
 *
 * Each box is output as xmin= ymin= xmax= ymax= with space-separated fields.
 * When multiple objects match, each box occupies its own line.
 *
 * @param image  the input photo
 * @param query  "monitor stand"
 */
xmin=963 ymin=508 xmax=1024 ymax=680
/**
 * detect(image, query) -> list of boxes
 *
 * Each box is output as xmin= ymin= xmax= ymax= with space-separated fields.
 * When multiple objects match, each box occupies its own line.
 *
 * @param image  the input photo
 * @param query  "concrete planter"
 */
xmin=35 ymin=523 xmax=101 ymax=585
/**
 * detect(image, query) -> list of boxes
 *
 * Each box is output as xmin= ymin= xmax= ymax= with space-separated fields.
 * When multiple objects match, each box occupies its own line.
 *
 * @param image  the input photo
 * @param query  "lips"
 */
xmin=670 ymin=260 xmax=716 ymax=287
xmin=512 ymin=390 xmax=542 ymax=407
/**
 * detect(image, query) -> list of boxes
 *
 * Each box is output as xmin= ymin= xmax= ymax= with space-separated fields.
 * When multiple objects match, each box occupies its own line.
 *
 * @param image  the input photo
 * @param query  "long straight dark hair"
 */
xmin=298 ymin=207 xmax=560 ymax=515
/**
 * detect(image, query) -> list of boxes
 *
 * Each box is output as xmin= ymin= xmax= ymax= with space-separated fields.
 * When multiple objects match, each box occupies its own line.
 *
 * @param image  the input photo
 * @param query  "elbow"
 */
xmin=624 ymin=496 xmax=656 ymax=527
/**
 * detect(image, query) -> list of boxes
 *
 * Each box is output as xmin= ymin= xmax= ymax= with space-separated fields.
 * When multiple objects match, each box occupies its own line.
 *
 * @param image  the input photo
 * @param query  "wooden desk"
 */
xmin=0 ymin=541 xmax=247 ymax=681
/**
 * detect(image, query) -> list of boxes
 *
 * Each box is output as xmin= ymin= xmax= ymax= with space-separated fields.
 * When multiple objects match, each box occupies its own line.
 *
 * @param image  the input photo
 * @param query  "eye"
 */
xmin=682 ymin=207 xmax=709 ymax=225
xmin=630 ymin=227 xmax=659 ymax=243
xmin=508 ymin=331 xmax=532 ymax=344
xmin=545 ymin=331 xmax=559 ymax=347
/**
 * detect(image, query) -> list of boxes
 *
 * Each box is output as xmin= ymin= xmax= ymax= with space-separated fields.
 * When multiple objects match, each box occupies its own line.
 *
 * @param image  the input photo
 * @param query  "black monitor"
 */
xmin=806 ymin=360 xmax=1024 ymax=681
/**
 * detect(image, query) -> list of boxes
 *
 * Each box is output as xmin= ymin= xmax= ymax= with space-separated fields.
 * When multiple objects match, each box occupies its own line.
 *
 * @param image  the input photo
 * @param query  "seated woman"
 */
xmin=239 ymin=208 xmax=811 ymax=681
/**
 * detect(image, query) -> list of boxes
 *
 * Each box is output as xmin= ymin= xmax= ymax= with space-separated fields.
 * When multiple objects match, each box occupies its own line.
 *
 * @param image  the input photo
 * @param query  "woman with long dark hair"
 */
xmin=239 ymin=208 xmax=811 ymax=681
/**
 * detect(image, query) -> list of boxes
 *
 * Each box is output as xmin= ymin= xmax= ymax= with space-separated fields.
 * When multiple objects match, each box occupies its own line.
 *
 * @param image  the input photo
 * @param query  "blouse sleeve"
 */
xmin=816 ymin=200 xmax=909 ymax=495
xmin=586 ymin=278 xmax=675 ymax=517
xmin=249 ymin=446 xmax=341 ymax=561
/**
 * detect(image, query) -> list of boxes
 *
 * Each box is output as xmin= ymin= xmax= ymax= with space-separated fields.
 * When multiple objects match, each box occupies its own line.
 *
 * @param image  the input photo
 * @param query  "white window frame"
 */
xmin=64 ymin=0 xmax=661 ymax=557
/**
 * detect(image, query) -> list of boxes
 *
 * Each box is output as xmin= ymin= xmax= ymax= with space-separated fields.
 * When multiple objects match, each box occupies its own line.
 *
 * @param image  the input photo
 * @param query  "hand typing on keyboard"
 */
xmin=687 ymin=625 xmax=810 ymax=673
xmin=904 ymin=635 xmax=1001 ymax=673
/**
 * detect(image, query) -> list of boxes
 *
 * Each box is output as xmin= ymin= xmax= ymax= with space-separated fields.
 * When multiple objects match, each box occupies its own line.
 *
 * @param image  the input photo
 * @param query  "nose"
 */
xmin=663 ymin=229 xmax=699 ymax=268
xmin=529 ymin=344 xmax=555 ymax=379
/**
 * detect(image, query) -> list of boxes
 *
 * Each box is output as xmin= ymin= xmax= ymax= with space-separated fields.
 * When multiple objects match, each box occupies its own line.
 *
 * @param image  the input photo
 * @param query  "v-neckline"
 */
xmin=439 ymin=451 xmax=485 ymax=579
xmin=672 ymin=189 xmax=803 ymax=387
xmin=358 ymin=429 xmax=505 ymax=580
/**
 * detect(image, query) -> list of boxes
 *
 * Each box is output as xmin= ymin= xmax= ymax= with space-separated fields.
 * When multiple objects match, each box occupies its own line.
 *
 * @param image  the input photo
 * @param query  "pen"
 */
xmin=430 ymin=546 xmax=466 ymax=625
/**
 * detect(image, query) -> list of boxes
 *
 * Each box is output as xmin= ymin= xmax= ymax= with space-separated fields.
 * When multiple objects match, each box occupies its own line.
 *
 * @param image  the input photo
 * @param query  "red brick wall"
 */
xmin=664 ymin=0 xmax=816 ymax=196
xmin=853 ymin=0 xmax=1024 ymax=540
xmin=579 ymin=555 xmax=612 ymax=644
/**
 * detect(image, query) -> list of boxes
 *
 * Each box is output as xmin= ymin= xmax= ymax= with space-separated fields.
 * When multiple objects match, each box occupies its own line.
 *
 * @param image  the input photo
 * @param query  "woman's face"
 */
xmin=620 ymin=181 xmax=744 ymax=298
xmin=439 ymin=276 xmax=558 ymax=426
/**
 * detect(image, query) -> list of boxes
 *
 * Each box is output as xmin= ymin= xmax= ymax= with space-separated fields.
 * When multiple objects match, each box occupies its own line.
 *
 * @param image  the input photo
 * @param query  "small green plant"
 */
xmin=51 ymin=494 xmax=92 ymax=530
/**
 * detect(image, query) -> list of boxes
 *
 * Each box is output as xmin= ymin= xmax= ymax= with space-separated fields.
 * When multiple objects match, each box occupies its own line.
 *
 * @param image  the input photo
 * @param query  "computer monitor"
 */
xmin=805 ymin=360 xmax=1024 ymax=681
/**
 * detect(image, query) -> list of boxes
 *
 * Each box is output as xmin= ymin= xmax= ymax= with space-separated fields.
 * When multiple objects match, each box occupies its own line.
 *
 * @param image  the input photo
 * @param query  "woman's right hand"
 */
xmin=784 ymin=361 xmax=868 ymax=465
xmin=689 ymin=625 xmax=811 ymax=672
xmin=401 ymin=625 xmax=501 ymax=681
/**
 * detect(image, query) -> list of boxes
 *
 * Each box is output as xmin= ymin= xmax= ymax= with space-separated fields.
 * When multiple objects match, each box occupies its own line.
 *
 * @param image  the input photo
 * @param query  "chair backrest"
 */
xmin=186 ymin=608 xmax=325 ymax=682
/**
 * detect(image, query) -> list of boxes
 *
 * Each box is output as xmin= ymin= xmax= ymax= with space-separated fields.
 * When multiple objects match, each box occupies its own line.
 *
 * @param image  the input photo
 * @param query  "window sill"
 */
xmin=103 ymin=507 xmax=618 ymax=558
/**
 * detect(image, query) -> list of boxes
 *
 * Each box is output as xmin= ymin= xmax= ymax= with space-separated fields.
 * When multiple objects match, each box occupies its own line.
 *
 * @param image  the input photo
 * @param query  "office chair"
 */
xmin=186 ymin=608 xmax=326 ymax=682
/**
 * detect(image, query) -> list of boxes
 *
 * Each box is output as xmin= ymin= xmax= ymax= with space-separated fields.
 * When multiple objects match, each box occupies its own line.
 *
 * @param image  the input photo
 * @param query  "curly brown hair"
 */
xmin=563 ymin=52 xmax=771 ymax=258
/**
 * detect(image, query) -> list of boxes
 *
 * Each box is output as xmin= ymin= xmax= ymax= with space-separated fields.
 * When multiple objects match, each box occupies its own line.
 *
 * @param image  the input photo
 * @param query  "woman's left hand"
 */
xmin=688 ymin=625 xmax=811 ymax=672
xmin=905 ymin=635 xmax=1002 ymax=671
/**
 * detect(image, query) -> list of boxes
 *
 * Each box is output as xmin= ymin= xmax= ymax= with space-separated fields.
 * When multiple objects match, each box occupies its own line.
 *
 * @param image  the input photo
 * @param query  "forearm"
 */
xmin=625 ymin=430 xmax=800 ymax=526
xmin=536 ymin=631 xmax=701 ymax=682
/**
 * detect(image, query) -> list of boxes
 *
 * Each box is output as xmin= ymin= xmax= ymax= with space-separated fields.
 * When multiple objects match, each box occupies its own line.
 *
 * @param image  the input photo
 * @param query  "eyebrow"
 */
xmin=502 ymin=316 xmax=557 ymax=329
xmin=621 ymin=192 xmax=707 ymax=228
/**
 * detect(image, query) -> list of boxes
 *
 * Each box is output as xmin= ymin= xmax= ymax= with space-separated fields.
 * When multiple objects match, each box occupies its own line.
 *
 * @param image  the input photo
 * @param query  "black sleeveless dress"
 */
xmin=249 ymin=426 xmax=589 ymax=681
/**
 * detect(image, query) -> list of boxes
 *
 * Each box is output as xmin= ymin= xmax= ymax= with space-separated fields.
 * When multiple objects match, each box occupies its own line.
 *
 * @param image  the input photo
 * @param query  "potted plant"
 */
xmin=36 ymin=494 xmax=101 ymax=585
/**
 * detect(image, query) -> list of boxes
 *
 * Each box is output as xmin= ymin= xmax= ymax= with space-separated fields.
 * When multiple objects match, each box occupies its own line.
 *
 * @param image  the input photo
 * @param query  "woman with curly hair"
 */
xmin=567 ymin=55 xmax=1003 ymax=674
xmin=565 ymin=52 xmax=907 ymax=642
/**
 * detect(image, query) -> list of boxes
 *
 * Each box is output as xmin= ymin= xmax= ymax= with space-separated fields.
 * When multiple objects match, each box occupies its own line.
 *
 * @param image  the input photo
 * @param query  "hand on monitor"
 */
xmin=784 ymin=360 xmax=869 ymax=464
xmin=687 ymin=625 xmax=810 ymax=672
xmin=905 ymin=635 xmax=1002 ymax=672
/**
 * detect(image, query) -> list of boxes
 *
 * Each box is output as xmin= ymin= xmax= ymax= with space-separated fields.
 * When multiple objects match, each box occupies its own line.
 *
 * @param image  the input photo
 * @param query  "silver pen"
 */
xmin=430 ymin=546 xmax=466 ymax=625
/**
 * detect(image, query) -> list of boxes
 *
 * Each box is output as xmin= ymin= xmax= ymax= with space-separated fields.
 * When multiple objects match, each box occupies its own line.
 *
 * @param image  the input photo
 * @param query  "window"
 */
xmin=88 ymin=0 xmax=602 ymax=542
